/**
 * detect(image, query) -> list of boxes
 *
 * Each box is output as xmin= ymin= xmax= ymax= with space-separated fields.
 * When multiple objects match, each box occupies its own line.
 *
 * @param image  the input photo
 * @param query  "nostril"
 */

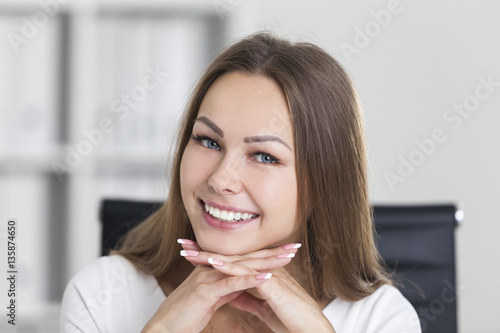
xmin=208 ymin=167 xmax=243 ymax=195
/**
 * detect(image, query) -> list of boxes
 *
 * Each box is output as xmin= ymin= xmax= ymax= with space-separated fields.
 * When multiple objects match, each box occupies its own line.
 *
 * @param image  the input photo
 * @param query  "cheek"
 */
xmin=250 ymin=169 xmax=298 ymax=224
xmin=180 ymin=145 xmax=214 ymax=199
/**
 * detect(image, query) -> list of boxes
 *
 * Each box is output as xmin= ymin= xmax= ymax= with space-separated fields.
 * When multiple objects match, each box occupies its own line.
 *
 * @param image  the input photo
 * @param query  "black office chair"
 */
xmin=373 ymin=205 xmax=459 ymax=333
xmin=99 ymin=199 xmax=460 ymax=333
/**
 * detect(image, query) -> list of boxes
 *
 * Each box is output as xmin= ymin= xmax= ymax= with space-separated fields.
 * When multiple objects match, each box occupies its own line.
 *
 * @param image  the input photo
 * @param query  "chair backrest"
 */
xmin=100 ymin=199 xmax=459 ymax=333
xmin=373 ymin=205 xmax=459 ymax=333
xmin=100 ymin=199 xmax=163 ymax=256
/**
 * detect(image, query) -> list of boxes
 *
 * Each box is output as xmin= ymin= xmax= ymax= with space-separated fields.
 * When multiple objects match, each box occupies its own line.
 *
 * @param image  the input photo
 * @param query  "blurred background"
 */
xmin=0 ymin=0 xmax=498 ymax=332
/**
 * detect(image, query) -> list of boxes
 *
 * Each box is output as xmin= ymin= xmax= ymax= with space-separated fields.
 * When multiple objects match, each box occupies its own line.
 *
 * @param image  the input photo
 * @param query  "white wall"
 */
xmin=227 ymin=1 xmax=500 ymax=332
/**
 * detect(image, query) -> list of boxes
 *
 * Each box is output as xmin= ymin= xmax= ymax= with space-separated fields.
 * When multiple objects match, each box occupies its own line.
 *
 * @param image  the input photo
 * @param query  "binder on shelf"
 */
xmin=93 ymin=15 xmax=213 ymax=171
xmin=0 ymin=15 xmax=61 ymax=148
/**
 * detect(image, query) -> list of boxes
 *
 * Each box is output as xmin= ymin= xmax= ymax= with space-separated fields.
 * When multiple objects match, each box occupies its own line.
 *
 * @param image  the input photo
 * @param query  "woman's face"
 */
xmin=180 ymin=71 xmax=299 ymax=255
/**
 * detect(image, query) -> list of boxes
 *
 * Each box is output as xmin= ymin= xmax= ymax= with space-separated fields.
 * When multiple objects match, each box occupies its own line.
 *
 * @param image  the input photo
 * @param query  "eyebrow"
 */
xmin=244 ymin=136 xmax=292 ymax=151
xmin=195 ymin=116 xmax=224 ymax=137
xmin=194 ymin=116 xmax=292 ymax=151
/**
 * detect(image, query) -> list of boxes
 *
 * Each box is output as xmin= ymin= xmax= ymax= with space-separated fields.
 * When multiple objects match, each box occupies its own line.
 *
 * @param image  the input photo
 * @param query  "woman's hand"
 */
xmin=229 ymin=265 xmax=336 ymax=333
xmin=141 ymin=241 xmax=296 ymax=333
xmin=179 ymin=240 xmax=336 ymax=333
xmin=141 ymin=264 xmax=267 ymax=332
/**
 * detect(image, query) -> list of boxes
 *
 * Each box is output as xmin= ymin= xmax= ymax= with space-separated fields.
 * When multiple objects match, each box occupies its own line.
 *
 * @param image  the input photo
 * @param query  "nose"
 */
xmin=208 ymin=154 xmax=244 ymax=195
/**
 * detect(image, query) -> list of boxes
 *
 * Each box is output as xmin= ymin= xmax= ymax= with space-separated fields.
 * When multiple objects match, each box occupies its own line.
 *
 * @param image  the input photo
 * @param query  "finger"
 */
xmin=257 ymin=267 xmax=313 ymax=305
xmin=209 ymin=255 xmax=295 ymax=274
xmin=183 ymin=242 xmax=300 ymax=262
xmin=239 ymin=243 xmax=302 ymax=259
xmin=230 ymin=268 xmax=334 ymax=332
xmin=229 ymin=292 xmax=283 ymax=328
xmin=177 ymin=241 xmax=300 ymax=261
xmin=234 ymin=251 xmax=297 ymax=270
xmin=179 ymin=249 xmax=201 ymax=267
xmin=213 ymin=290 xmax=245 ymax=311
xmin=180 ymin=250 xmax=229 ymax=267
xmin=208 ymin=258 xmax=258 ymax=276
xmin=229 ymin=291 xmax=266 ymax=314
xmin=182 ymin=249 xmax=296 ymax=272
xmin=177 ymin=239 xmax=202 ymax=251
xmin=255 ymin=270 xmax=328 ymax=324
xmin=196 ymin=273 xmax=273 ymax=308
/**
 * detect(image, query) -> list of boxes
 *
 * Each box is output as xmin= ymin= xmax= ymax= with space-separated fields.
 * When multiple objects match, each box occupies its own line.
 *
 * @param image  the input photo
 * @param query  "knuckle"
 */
xmin=193 ymin=271 xmax=207 ymax=284
xmin=224 ymin=277 xmax=237 ymax=290
xmin=233 ymin=258 xmax=249 ymax=266
xmin=194 ymin=283 xmax=211 ymax=301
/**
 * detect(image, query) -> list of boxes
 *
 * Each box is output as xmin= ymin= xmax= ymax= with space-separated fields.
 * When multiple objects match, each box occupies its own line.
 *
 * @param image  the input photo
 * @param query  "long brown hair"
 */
xmin=114 ymin=32 xmax=390 ymax=302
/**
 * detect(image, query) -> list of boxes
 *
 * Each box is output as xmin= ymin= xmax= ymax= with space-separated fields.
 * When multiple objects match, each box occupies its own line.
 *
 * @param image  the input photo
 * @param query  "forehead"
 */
xmin=197 ymin=72 xmax=293 ymax=140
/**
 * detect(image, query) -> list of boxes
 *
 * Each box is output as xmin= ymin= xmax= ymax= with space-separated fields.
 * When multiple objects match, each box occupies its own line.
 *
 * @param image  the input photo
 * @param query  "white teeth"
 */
xmin=203 ymin=202 xmax=257 ymax=223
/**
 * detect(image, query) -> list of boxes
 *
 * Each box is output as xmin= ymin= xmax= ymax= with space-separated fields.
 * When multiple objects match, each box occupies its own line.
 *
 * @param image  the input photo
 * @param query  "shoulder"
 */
xmin=63 ymin=255 xmax=152 ymax=303
xmin=60 ymin=255 xmax=164 ymax=332
xmin=323 ymin=284 xmax=421 ymax=333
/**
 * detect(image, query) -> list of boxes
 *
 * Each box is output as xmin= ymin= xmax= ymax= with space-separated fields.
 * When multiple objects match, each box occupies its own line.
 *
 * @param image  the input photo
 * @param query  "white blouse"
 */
xmin=60 ymin=255 xmax=421 ymax=333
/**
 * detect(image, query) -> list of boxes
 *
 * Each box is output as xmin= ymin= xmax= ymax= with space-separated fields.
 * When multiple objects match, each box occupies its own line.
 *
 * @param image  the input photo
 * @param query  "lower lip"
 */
xmin=200 ymin=201 xmax=259 ymax=230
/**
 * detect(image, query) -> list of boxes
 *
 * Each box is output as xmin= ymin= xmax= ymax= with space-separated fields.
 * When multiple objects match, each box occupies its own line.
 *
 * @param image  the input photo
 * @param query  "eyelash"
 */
xmin=190 ymin=134 xmax=281 ymax=165
xmin=191 ymin=134 xmax=221 ymax=151
xmin=253 ymin=150 xmax=280 ymax=164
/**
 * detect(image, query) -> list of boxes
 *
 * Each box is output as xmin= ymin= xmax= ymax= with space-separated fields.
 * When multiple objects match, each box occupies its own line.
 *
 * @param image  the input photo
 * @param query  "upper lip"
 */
xmin=201 ymin=199 xmax=260 ymax=215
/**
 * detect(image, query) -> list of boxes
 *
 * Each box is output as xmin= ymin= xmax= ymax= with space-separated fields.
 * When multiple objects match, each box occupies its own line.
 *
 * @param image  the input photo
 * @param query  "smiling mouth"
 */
xmin=201 ymin=200 xmax=259 ymax=223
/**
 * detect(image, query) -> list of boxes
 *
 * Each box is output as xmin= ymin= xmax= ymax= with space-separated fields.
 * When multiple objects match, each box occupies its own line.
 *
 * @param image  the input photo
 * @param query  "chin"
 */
xmin=197 ymin=237 xmax=256 ymax=256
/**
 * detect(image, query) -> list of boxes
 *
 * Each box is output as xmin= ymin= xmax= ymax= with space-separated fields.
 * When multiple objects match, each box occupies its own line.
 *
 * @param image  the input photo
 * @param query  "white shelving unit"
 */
xmin=0 ymin=2 xmax=224 ymax=331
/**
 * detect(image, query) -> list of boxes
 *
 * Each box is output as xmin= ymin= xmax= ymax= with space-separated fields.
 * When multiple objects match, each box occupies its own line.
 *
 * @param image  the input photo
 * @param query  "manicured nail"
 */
xmin=180 ymin=250 xmax=199 ymax=257
xmin=208 ymin=258 xmax=224 ymax=266
xmin=277 ymin=253 xmax=295 ymax=259
xmin=283 ymin=243 xmax=302 ymax=250
xmin=177 ymin=239 xmax=196 ymax=245
xmin=256 ymin=273 xmax=272 ymax=280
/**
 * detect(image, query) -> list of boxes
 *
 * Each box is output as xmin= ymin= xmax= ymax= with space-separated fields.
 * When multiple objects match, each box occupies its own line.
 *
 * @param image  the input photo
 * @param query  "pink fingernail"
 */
xmin=177 ymin=239 xmax=196 ymax=245
xmin=283 ymin=243 xmax=302 ymax=250
xmin=208 ymin=258 xmax=224 ymax=266
xmin=180 ymin=250 xmax=199 ymax=257
xmin=256 ymin=273 xmax=272 ymax=280
xmin=277 ymin=253 xmax=295 ymax=259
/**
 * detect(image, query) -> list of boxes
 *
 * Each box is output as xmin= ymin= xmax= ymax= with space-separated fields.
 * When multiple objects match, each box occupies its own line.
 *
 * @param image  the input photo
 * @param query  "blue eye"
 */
xmin=255 ymin=152 xmax=279 ymax=164
xmin=191 ymin=135 xmax=220 ymax=151
xmin=203 ymin=138 xmax=219 ymax=150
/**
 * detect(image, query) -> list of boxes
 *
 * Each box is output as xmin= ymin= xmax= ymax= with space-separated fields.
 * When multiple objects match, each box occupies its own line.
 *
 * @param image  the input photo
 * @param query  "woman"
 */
xmin=61 ymin=33 xmax=421 ymax=332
